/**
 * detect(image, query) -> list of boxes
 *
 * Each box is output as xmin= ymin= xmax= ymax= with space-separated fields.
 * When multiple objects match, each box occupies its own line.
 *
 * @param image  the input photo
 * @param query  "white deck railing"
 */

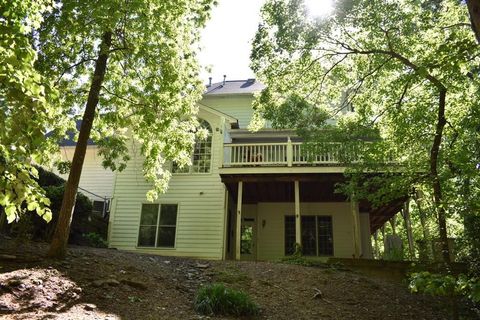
xmin=223 ymin=140 xmax=359 ymax=167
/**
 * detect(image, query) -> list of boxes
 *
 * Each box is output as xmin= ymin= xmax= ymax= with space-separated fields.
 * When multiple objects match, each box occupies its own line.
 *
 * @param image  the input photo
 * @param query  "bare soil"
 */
xmin=0 ymin=238 xmax=465 ymax=319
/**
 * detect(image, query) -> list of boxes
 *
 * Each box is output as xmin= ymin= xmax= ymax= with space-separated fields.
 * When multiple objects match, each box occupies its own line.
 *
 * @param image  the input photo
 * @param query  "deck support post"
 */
xmin=294 ymin=180 xmax=301 ymax=250
xmin=351 ymin=198 xmax=361 ymax=258
xmin=402 ymin=199 xmax=415 ymax=259
xmin=235 ymin=181 xmax=243 ymax=260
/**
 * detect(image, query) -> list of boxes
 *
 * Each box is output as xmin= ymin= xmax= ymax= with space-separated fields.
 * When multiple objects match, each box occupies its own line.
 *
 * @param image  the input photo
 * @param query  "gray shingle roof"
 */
xmin=204 ymin=79 xmax=265 ymax=96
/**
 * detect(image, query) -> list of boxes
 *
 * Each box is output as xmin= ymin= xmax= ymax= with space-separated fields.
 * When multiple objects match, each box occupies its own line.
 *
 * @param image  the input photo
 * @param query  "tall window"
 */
xmin=138 ymin=204 xmax=178 ymax=248
xmin=172 ymin=120 xmax=212 ymax=173
xmin=284 ymin=215 xmax=333 ymax=256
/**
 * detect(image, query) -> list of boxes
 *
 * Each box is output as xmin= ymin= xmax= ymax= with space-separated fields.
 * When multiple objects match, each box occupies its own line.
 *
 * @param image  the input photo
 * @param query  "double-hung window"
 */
xmin=284 ymin=215 xmax=333 ymax=256
xmin=138 ymin=204 xmax=178 ymax=248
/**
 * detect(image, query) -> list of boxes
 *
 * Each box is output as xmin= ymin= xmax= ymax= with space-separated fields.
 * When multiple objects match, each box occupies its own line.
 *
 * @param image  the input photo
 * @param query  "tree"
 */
xmin=467 ymin=0 xmax=480 ymax=44
xmin=250 ymin=0 xmax=480 ymax=263
xmin=28 ymin=0 xmax=215 ymax=258
xmin=0 ymin=0 xmax=69 ymax=225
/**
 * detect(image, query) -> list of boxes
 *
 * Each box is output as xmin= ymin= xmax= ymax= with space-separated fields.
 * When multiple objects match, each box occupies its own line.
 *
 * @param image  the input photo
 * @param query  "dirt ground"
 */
xmin=0 ymin=238 xmax=473 ymax=319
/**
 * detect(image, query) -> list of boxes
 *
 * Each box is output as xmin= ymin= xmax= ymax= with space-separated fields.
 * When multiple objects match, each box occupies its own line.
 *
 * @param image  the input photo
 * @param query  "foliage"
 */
xmin=36 ymin=0 xmax=215 ymax=201
xmin=83 ymin=232 xmax=108 ymax=248
xmin=0 ymin=0 xmax=71 ymax=224
xmin=194 ymin=283 xmax=259 ymax=316
xmin=409 ymin=272 xmax=480 ymax=303
xmin=280 ymin=255 xmax=315 ymax=266
xmin=251 ymin=0 xmax=480 ymax=263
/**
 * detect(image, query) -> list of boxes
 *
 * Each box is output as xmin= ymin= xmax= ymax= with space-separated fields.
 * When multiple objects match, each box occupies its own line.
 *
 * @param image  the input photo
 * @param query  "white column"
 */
xmin=235 ymin=181 xmax=243 ymax=260
xmin=294 ymin=180 xmax=301 ymax=249
xmin=403 ymin=200 xmax=415 ymax=259
xmin=287 ymin=137 xmax=293 ymax=167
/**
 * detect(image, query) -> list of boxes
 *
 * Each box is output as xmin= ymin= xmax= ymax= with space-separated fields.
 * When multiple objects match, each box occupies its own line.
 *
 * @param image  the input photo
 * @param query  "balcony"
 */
xmin=222 ymin=140 xmax=359 ymax=169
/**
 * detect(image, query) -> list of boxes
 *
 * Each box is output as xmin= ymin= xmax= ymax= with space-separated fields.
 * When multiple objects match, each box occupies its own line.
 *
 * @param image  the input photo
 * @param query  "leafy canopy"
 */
xmin=250 ymin=0 xmax=480 ymax=209
xmin=1 ymin=0 xmax=215 ymax=223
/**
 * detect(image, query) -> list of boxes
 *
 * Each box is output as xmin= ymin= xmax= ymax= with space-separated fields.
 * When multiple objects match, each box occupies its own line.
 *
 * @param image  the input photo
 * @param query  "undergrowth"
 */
xmin=194 ymin=283 xmax=259 ymax=316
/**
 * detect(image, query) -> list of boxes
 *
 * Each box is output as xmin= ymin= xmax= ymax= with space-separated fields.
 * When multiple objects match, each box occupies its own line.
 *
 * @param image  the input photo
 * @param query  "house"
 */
xmin=107 ymin=79 xmax=405 ymax=261
xmin=50 ymin=121 xmax=115 ymax=215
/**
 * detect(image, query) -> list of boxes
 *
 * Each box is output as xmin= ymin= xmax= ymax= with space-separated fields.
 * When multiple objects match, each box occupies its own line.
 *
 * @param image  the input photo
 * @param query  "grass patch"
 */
xmin=280 ymin=255 xmax=317 ymax=266
xmin=194 ymin=283 xmax=259 ymax=316
xmin=215 ymin=267 xmax=249 ymax=284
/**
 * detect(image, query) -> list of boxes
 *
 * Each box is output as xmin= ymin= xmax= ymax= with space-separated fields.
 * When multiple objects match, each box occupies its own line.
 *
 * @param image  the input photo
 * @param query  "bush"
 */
xmin=194 ymin=283 xmax=259 ymax=316
xmin=84 ymin=232 xmax=108 ymax=248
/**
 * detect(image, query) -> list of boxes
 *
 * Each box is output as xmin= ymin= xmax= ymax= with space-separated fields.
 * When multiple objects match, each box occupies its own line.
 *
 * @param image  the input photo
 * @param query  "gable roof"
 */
xmin=204 ymin=79 xmax=265 ymax=96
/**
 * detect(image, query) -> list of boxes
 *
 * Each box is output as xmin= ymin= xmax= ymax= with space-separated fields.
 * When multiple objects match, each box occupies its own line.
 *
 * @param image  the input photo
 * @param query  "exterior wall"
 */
xmin=108 ymin=109 xmax=227 ymax=260
xmin=201 ymin=95 xmax=255 ymax=129
xmin=255 ymin=202 xmax=356 ymax=261
xmin=52 ymin=146 xmax=115 ymax=201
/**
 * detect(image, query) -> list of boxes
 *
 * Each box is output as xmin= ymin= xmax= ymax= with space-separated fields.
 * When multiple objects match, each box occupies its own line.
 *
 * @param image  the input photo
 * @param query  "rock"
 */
xmin=149 ymin=257 xmax=156 ymax=262
xmin=120 ymin=279 xmax=148 ymax=290
xmin=32 ymin=279 xmax=43 ymax=286
xmin=104 ymin=279 xmax=120 ymax=286
xmin=164 ymin=260 xmax=171 ymax=264
xmin=84 ymin=304 xmax=97 ymax=311
xmin=195 ymin=263 xmax=209 ymax=269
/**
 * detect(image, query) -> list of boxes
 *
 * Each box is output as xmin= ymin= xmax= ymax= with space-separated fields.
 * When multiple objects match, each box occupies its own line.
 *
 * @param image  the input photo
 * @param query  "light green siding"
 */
xmin=255 ymin=202 xmax=356 ymax=260
xmin=52 ymin=147 xmax=115 ymax=201
xmin=108 ymin=109 xmax=227 ymax=260
xmin=201 ymin=95 xmax=255 ymax=129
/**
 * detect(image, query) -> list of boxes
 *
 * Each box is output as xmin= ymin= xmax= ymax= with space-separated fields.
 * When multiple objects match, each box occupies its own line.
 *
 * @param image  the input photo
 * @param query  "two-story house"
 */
xmin=107 ymin=79 xmax=405 ymax=261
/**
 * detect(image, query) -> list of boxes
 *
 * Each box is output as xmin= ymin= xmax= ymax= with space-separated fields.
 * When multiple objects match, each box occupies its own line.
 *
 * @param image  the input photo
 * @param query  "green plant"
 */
xmin=83 ymin=232 xmax=107 ymax=248
xmin=215 ymin=267 xmax=249 ymax=284
xmin=280 ymin=255 xmax=314 ymax=267
xmin=194 ymin=283 xmax=259 ymax=316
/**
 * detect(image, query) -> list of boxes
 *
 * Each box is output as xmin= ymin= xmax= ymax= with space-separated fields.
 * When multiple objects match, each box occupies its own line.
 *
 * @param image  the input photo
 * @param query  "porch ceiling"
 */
xmin=221 ymin=173 xmax=406 ymax=234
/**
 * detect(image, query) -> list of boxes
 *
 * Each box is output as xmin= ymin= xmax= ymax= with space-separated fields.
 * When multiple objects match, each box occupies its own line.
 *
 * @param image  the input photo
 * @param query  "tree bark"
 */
xmin=467 ymin=0 xmax=480 ymax=45
xmin=430 ymin=89 xmax=450 ymax=264
xmin=48 ymin=31 xmax=112 ymax=259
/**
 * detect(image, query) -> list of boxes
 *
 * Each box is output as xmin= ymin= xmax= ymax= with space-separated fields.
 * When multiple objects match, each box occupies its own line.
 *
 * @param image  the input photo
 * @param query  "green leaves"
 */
xmin=409 ymin=272 xmax=480 ymax=303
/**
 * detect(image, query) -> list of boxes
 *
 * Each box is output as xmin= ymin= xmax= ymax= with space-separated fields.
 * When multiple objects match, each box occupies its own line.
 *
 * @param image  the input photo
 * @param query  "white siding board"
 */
xmin=109 ymin=110 xmax=226 ymax=260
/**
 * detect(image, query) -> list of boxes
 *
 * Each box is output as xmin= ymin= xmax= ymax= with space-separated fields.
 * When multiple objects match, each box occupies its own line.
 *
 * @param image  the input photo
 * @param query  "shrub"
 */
xmin=194 ymin=283 xmax=259 ymax=316
xmin=84 ymin=232 xmax=108 ymax=248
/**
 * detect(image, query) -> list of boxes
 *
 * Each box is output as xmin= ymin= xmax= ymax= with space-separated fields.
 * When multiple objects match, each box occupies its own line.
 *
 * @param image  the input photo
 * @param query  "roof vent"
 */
xmin=208 ymin=77 xmax=212 ymax=87
xmin=223 ymin=75 xmax=226 ymax=86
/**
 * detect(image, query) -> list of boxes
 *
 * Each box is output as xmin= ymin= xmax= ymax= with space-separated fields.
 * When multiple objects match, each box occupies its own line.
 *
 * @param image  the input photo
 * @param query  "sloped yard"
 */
xmin=0 ymin=239 xmax=455 ymax=319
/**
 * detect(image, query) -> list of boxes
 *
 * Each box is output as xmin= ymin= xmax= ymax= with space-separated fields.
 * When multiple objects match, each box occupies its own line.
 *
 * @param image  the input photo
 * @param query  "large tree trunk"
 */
xmin=467 ymin=0 xmax=480 ymax=44
xmin=430 ymin=89 xmax=450 ymax=263
xmin=48 ymin=31 xmax=112 ymax=259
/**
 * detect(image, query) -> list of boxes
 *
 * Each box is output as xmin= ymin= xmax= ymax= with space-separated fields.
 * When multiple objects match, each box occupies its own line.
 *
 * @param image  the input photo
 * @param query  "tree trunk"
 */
xmin=414 ymin=190 xmax=433 ymax=260
xmin=467 ymin=0 xmax=480 ymax=44
xmin=430 ymin=89 xmax=450 ymax=264
xmin=48 ymin=31 xmax=112 ymax=259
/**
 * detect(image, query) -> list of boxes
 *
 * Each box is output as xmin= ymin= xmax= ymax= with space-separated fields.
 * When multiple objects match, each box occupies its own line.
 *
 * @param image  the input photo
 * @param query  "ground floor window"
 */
xmin=285 ymin=215 xmax=333 ymax=256
xmin=138 ymin=204 xmax=178 ymax=248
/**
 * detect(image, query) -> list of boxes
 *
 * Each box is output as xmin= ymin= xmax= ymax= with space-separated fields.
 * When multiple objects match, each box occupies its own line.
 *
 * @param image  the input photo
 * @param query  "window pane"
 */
xmin=157 ymin=226 xmax=176 ymax=247
xmin=160 ymin=204 xmax=177 ymax=225
xmin=138 ymin=226 xmax=156 ymax=247
xmin=140 ymin=204 xmax=159 ymax=225
xmin=284 ymin=216 xmax=296 ymax=255
xmin=318 ymin=216 xmax=333 ymax=256
xmin=301 ymin=216 xmax=317 ymax=256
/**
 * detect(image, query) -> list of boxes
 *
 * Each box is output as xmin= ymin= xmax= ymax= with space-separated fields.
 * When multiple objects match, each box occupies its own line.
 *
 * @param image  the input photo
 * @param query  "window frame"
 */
xmin=172 ymin=119 xmax=213 ymax=175
xmin=137 ymin=203 xmax=179 ymax=249
xmin=284 ymin=214 xmax=334 ymax=257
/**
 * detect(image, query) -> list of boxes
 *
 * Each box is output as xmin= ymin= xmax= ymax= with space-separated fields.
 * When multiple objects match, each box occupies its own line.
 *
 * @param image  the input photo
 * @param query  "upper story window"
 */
xmin=172 ymin=120 xmax=212 ymax=173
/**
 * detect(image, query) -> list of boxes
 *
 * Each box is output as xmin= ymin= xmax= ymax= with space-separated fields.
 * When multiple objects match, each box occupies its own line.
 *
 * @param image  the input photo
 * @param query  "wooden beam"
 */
xmin=351 ymin=199 xmax=361 ymax=258
xmin=235 ymin=181 xmax=243 ymax=260
xmin=294 ymin=180 xmax=301 ymax=248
